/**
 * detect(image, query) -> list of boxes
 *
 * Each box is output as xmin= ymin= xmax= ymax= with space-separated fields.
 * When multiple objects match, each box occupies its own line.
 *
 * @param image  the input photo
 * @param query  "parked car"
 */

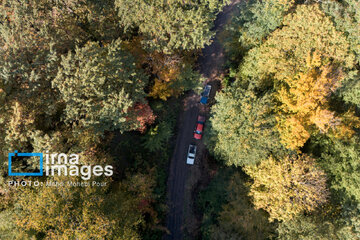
xmin=194 ymin=115 xmax=205 ymax=140
xmin=200 ymin=85 xmax=212 ymax=104
xmin=186 ymin=144 xmax=197 ymax=165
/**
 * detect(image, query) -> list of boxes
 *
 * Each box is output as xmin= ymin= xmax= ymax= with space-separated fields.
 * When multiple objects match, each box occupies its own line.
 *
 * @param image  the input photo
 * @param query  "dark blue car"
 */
xmin=200 ymin=85 xmax=212 ymax=104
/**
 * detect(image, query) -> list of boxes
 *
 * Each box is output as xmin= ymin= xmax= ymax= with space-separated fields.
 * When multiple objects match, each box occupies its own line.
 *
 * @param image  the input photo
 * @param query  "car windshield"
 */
xmin=195 ymin=131 xmax=201 ymax=134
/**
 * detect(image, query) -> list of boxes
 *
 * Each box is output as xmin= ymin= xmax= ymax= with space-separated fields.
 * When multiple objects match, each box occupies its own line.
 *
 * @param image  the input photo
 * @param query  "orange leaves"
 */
xmin=275 ymin=63 xmax=360 ymax=150
xmin=130 ymin=102 xmax=156 ymax=133
xmin=273 ymin=62 xmax=357 ymax=150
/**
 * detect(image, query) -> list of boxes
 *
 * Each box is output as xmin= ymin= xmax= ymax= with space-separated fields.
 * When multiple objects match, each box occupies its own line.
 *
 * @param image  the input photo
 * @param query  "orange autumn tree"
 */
xmin=239 ymin=4 xmax=359 ymax=150
xmin=275 ymin=51 xmax=359 ymax=150
xmin=148 ymin=52 xmax=183 ymax=100
xmin=128 ymin=102 xmax=156 ymax=133
xmin=275 ymin=53 xmax=340 ymax=149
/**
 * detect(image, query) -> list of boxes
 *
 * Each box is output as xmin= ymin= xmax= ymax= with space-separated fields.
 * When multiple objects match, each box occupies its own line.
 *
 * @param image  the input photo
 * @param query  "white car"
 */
xmin=186 ymin=144 xmax=197 ymax=165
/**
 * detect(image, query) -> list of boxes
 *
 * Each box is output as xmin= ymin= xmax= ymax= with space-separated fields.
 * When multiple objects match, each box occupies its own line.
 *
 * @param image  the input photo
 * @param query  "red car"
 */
xmin=194 ymin=115 xmax=206 ymax=140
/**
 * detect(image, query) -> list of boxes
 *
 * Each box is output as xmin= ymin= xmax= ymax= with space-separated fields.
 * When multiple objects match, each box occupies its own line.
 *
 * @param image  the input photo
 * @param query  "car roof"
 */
xmin=196 ymin=123 xmax=203 ymax=131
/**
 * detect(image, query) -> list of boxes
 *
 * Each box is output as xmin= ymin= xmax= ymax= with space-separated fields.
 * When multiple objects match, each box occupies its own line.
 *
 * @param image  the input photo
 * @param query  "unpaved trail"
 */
xmin=164 ymin=2 xmax=240 ymax=239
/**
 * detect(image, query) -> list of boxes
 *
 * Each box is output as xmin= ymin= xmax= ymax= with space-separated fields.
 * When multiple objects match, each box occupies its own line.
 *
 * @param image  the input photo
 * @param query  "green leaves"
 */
xmin=241 ymin=4 xmax=354 ymax=85
xmin=315 ymin=136 xmax=360 ymax=204
xmin=142 ymin=121 xmax=173 ymax=153
xmin=53 ymin=40 xmax=150 ymax=134
xmin=206 ymin=85 xmax=285 ymax=166
xmin=115 ymin=0 xmax=229 ymax=53
xmin=322 ymin=0 xmax=360 ymax=65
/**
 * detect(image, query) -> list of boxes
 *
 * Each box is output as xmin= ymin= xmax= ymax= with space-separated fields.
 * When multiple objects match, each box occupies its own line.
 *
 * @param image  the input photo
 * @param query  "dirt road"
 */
xmin=164 ymin=2 xmax=240 ymax=239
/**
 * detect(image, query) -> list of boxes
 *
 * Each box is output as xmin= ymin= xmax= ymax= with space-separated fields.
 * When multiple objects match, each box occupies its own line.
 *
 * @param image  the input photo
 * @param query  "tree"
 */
xmin=225 ymin=0 xmax=294 ymax=53
xmin=114 ymin=0 xmax=229 ymax=53
xmin=149 ymin=56 xmax=203 ymax=100
xmin=274 ymin=61 xmax=359 ymax=150
xmin=208 ymin=172 xmax=275 ymax=240
xmin=13 ymin=171 xmax=156 ymax=239
xmin=337 ymin=73 xmax=360 ymax=107
xmin=322 ymin=0 xmax=360 ymax=65
xmin=277 ymin=214 xmax=340 ymax=240
xmin=53 ymin=40 xmax=153 ymax=134
xmin=322 ymin=0 xmax=360 ymax=106
xmin=0 ymin=209 xmax=30 ymax=240
xmin=244 ymin=154 xmax=329 ymax=222
xmin=277 ymin=204 xmax=360 ymax=240
xmin=206 ymin=84 xmax=285 ymax=166
xmin=311 ymin=136 xmax=360 ymax=205
xmin=240 ymin=4 xmax=354 ymax=85
xmin=321 ymin=0 xmax=360 ymax=107
xmin=142 ymin=121 xmax=173 ymax=152
xmin=0 ymin=0 xmax=121 ymax=53
xmin=237 ymin=4 xmax=359 ymax=150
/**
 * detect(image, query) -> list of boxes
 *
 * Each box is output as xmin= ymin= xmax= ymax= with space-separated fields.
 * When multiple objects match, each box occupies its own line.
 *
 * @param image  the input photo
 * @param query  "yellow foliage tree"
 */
xmin=4 ymin=101 xmax=35 ymax=151
xmin=275 ymin=57 xmax=360 ymax=149
xmin=275 ymin=61 xmax=341 ymax=149
xmin=149 ymin=79 xmax=174 ymax=101
xmin=244 ymin=155 xmax=329 ymax=222
xmin=148 ymin=52 xmax=185 ymax=100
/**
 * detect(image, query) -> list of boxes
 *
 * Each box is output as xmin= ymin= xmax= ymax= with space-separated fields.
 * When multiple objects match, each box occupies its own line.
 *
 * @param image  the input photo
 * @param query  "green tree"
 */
xmin=206 ymin=84 xmax=285 ymax=166
xmin=208 ymin=172 xmax=275 ymax=240
xmin=225 ymin=0 xmax=294 ymax=53
xmin=142 ymin=121 xmax=173 ymax=152
xmin=240 ymin=4 xmax=354 ymax=86
xmin=0 ymin=209 xmax=31 ymax=240
xmin=322 ymin=0 xmax=360 ymax=65
xmin=337 ymin=73 xmax=360 ymax=107
xmin=321 ymin=0 xmax=360 ymax=107
xmin=311 ymin=136 xmax=360 ymax=204
xmin=115 ymin=0 xmax=229 ymax=53
xmin=277 ymin=205 xmax=360 ymax=240
xmin=53 ymin=40 xmax=153 ymax=134
xmin=0 ymin=0 xmax=121 ymax=52
xmin=277 ymin=214 xmax=339 ymax=240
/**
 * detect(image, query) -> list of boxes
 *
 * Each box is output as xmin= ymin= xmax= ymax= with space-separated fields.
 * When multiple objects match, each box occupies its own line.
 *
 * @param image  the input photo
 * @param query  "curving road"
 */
xmin=164 ymin=1 xmax=240 ymax=239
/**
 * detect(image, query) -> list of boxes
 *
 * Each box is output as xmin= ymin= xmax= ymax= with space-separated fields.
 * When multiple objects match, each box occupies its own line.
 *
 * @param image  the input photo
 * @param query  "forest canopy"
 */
xmin=1 ymin=0 xmax=360 ymax=239
xmin=203 ymin=0 xmax=360 ymax=239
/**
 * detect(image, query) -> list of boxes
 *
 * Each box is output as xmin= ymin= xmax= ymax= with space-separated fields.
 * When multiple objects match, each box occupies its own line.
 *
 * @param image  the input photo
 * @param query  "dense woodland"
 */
xmin=0 ymin=0 xmax=359 ymax=239
xmin=201 ymin=0 xmax=360 ymax=239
